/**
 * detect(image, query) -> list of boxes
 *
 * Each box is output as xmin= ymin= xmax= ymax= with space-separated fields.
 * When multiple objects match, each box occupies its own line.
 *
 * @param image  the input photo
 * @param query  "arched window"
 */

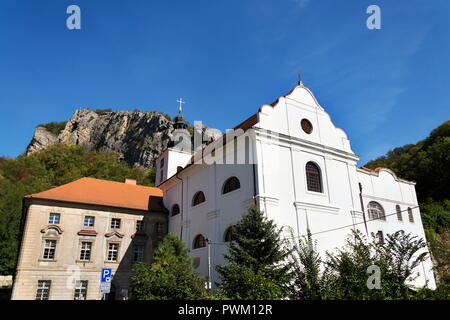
xmin=408 ymin=207 xmax=414 ymax=223
xmin=192 ymin=191 xmax=206 ymax=206
xmin=396 ymin=205 xmax=402 ymax=221
xmin=222 ymin=177 xmax=241 ymax=194
xmin=193 ymin=234 xmax=206 ymax=249
xmin=368 ymin=201 xmax=386 ymax=220
xmin=224 ymin=226 xmax=237 ymax=242
xmin=305 ymin=162 xmax=322 ymax=193
xmin=171 ymin=204 xmax=180 ymax=216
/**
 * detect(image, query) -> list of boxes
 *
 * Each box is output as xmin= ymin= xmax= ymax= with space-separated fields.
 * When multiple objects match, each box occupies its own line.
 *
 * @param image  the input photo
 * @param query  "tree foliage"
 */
xmin=0 ymin=144 xmax=155 ymax=275
xmin=129 ymin=233 xmax=209 ymax=300
xmin=216 ymin=207 xmax=293 ymax=299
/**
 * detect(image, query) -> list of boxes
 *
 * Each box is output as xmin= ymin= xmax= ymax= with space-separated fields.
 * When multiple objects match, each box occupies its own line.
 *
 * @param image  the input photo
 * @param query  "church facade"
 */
xmin=157 ymin=83 xmax=436 ymax=290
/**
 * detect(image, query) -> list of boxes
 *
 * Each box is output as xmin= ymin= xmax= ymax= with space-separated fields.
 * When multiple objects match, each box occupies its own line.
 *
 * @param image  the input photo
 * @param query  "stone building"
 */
xmin=11 ymin=177 xmax=167 ymax=300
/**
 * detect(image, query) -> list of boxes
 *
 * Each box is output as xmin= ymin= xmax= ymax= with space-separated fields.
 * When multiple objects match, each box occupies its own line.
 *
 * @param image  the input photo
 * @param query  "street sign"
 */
xmin=101 ymin=268 xmax=112 ymax=283
xmin=100 ymin=282 xmax=111 ymax=293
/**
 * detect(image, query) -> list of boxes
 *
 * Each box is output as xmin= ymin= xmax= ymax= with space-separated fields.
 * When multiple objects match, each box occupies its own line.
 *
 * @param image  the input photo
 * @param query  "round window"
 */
xmin=301 ymin=119 xmax=313 ymax=134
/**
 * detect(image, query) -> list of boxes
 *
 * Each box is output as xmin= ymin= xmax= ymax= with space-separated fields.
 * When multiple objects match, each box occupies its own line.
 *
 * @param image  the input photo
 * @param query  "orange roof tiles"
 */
xmin=25 ymin=177 xmax=165 ymax=212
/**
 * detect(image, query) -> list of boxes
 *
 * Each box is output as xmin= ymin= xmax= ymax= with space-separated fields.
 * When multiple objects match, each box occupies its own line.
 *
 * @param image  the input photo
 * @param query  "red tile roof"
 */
xmin=25 ymin=177 xmax=165 ymax=212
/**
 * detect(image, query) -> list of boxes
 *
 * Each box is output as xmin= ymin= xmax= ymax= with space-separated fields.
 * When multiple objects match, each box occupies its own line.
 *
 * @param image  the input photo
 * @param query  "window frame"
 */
xmin=192 ymin=191 xmax=206 ymax=207
xmin=193 ymin=234 xmax=207 ymax=249
xmin=396 ymin=205 xmax=403 ymax=221
xmin=222 ymin=177 xmax=241 ymax=195
xmin=171 ymin=204 xmax=181 ymax=216
xmin=132 ymin=244 xmax=145 ymax=263
xmin=42 ymin=239 xmax=57 ymax=260
xmin=367 ymin=201 xmax=386 ymax=221
xmin=408 ymin=207 xmax=414 ymax=223
xmin=36 ymin=280 xmax=51 ymax=300
xmin=79 ymin=241 xmax=92 ymax=262
xmin=110 ymin=218 xmax=121 ymax=229
xmin=84 ymin=215 xmax=95 ymax=227
xmin=305 ymin=162 xmax=323 ymax=193
xmin=48 ymin=213 xmax=60 ymax=225
xmin=74 ymin=280 xmax=88 ymax=300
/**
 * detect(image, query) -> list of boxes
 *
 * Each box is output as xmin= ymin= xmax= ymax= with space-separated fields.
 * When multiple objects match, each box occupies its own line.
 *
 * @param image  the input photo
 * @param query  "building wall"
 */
xmin=160 ymin=84 xmax=436 ymax=290
xmin=12 ymin=199 xmax=166 ymax=300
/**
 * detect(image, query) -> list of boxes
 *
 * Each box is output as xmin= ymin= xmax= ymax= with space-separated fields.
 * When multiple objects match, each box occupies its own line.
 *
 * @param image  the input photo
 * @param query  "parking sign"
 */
xmin=101 ymin=268 xmax=112 ymax=283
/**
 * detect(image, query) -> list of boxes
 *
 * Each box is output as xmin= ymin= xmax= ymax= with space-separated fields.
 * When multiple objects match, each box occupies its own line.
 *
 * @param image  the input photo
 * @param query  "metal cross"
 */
xmin=177 ymin=98 xmax=186 ymax=113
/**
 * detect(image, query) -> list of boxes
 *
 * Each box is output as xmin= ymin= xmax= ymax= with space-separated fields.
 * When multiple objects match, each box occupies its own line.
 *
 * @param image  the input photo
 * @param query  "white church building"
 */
xmin=156 ymin=83 xmax=436 ymax=290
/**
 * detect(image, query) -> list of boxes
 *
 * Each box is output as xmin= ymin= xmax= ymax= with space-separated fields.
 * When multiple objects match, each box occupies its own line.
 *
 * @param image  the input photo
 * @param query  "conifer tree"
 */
xmin=216 ymin=207 xmax=292 ymax=299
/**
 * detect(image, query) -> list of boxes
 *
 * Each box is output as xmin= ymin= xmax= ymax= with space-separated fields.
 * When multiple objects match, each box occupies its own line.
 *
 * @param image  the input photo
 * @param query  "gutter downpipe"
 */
xmin=359 ymin=183 xmax=369 ymax=236
xmin=175 ymin=171 xmax=184 ymax=240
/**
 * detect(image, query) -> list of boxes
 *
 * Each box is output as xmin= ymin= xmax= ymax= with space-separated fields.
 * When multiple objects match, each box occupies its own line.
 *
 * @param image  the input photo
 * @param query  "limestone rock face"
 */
xmin=26 ymin=109 xmax=219 ymax=168
xmin=26 ymin=127 xmax=58 ymax=155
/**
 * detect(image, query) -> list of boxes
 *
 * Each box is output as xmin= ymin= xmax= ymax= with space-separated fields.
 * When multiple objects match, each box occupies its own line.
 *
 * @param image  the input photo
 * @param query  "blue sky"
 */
xmin=0 ymin=0 xmax=449 ymax=165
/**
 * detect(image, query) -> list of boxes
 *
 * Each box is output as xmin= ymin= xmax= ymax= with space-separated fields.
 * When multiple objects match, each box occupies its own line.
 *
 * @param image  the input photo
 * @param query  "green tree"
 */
xmin=129 ymin=233 xmax=209 ymax=300
xmin=289 ymin=231 xmax=323 ymax=300
xmin=322 ymin=230 xmax=429 ymax=300
xmin=216 ymin=207 xmax=292 ymax=299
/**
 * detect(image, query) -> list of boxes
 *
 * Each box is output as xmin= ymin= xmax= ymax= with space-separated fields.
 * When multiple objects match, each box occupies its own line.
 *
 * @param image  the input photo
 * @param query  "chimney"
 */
xmin=125 ymin=179 xmax=137 ymax=185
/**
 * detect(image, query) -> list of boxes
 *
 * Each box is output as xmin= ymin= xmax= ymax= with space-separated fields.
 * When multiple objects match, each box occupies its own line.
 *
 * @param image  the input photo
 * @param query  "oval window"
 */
xmin=301 ymin=119 xmax=313 ymax=134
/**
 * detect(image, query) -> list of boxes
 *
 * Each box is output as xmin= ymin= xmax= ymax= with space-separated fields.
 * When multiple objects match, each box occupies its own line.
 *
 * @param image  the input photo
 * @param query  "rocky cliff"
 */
xmin=26 ymin=109 xmax=221 ymax=168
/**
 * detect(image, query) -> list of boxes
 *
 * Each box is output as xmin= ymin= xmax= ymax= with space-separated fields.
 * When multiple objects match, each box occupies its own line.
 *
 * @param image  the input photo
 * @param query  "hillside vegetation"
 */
xmin=0 ymin=145 xmax=155 ymax=275
xmin=364 ymin=120 xmax=450 ymax=284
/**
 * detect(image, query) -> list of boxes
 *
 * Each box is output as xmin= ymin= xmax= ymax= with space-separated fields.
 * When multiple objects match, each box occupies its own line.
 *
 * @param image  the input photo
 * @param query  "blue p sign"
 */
xmin=101 ymin=268 xmax=112 ymax=283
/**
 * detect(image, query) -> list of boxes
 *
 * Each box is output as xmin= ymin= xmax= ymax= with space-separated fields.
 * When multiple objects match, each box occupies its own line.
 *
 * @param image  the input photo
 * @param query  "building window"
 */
xmin=222 ymin=177 xmax=241 ymax=194
xmin=79 ymin=242 xmax=92 ymax=261
xmin=133 ymin=245 xmax=144 ymax=262
xmin=377 ymin=231 xmax=384 ymax=244
xmin=110 ymin=218 xmax=121 ymax=229
xmin=84 ymin=216 xmax=95 ymax=227
xmin=171 ymin=204 xmax=180 ymax=216
xmin=155 ymin=222 xmax=166 ymax=234
xmin=192 ymin=191 xmax=206 ymax=206
xmin=48 ymin=213 xmax=60 ymax=224
xmin=193 ymin=234 xmax=206 ymax=249
xmin=42 ymin=240 xmax=56 ymax=260
xmin=408 ymin=207 xmax=414 ymax=223
xmin=368 ymin=201 xmax=386 ymax=220
xmin=396 ymin=205 xmax=402 ymax=221
xmin=107 ymin=243 xmax=119 ymax=262
xmin=160 ymin=170 xmax=163 ymax=183
xmin=301 ymin=119 xmax=313 ymax=134
xmin=224 ymin=226 xmax=237 ymax=242
xmin=136 ymin=220 xmax=144 ymax=232
xmin=305 ymin=162 xmax=322 ymax=193
xmin=74 ymin=280 xmax=88 ymax=300
xmin=160 ymin=158 xmax=165 ymax=168
xmin=35 ymin=280 xmax=51 ymax=300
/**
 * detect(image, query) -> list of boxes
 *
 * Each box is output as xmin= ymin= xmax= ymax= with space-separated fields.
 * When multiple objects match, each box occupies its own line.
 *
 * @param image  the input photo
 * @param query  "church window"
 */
xmin=222 ymin=177 xmax=241 ymax=194
xmin=192 ymin=191 xmax=206 ymax=206
xmin=224 ymin=226 xmax=237 ymax=242
xmin=171 ymin=204 xmax=180 ymax=216
xmin=301 ymin=119 xmax=313 ymax=134
xmin=408 ymin=207 xmax=414 ymax=223
xmin=306 ymin=162 xmax=322 ymax=193
xmin=368 ymin=201 xmax=386 ymax=220
xmin=377 ymin=231 xmax=384 ymax=244
xmin=396 ymin=205 xmax=402 ymax=221
xmin=193 ymin=234 xmax=206 ymax=249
